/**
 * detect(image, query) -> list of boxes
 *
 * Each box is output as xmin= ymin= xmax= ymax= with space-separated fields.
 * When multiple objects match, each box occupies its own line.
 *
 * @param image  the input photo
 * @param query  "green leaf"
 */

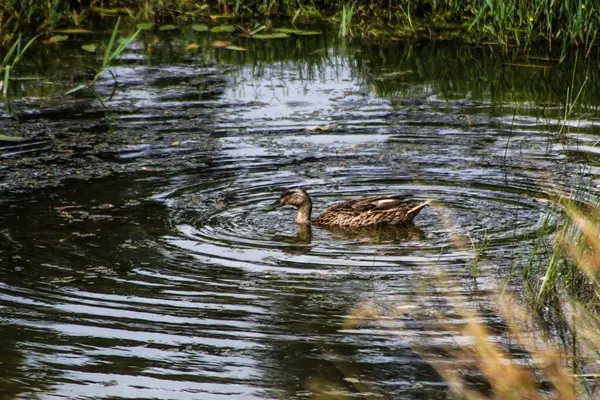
xmin=225 ymin=45 xmax=247 ymax=51
xmin=0 ymin=134 xmax=25 ymax=141
xmin=48 ymin=35 xmax=68 ymax=43
xmin=220 ymin=25 xmax=236 ymax=33
xmin=136 ymin=22 xmax=154 ymax=30
xmin=2 ymin=37 xmax=19 ymax=66
xmin=65 ymin=84 xmax=88 ymax=95
xmin=104 ymin=17 xmax=120 ymax=67
xmin=2 ymin=66 xmax=9 ymax=97
xmin=191 ymin=24 xmax=209 ymax=32
xmin=273 ymin=28 xmax=322 ymax=35
xmin=249 ymin=25 xmax=265 ymax=36
xmin=107 ymin=29 xmax=140 ymax=66
xmin=53 ymin=28 xmax=91 ymax=34
xmin=252 ymin=33 xmax=289 ymax=39
xmin=81 ymin=43 xmax=96 ymax=52
xmin=91 ymin=7 xmax=122 ymax=14
xmin=17 ymin=34 xmax=41 ymax=66
xmin=294 ymin=30 xmax=322 ymax=35
xmin=158 ymin=24 xmax=178 ymax=31
xmin=211 ymin=25 xmax=235 ymax=33
xmin=273 ymin=28 xmax=303 ymax=34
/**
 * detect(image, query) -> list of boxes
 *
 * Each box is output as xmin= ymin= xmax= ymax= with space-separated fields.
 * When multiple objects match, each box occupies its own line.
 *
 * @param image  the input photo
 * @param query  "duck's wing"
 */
xmin=350 ymin=194 xmax=413 ymax=211
xmin=314 ymin=194 xmax=427 ymax=226
xmin=323 ymin=194 xmax=412 ymax=213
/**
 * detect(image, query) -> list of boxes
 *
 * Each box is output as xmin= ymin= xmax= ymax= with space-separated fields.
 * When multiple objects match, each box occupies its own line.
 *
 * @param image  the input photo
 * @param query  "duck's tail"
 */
xmin=405 ymin=199 xmax=432 ymax=221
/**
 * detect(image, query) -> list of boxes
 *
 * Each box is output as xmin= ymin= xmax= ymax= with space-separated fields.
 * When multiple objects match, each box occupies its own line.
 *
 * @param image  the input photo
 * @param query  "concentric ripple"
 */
xmin=2 ymin=34 xmax=597 ymax=400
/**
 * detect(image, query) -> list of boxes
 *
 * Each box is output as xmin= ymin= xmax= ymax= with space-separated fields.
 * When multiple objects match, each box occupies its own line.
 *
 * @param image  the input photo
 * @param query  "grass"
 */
xmin=341 ymin=54 xmax=600 ymax=394
xmin=0 ymin=33 xmax=38 ymax=101
xmin=339 ymin=2 xmax=355 ymax=37
xmin=0 ymin=1 xmax=599 ymax=54
xmin=342 ymin=192 xmax=600 ymax=398
xmin=66 ymin=17 xmax=140 ymax=104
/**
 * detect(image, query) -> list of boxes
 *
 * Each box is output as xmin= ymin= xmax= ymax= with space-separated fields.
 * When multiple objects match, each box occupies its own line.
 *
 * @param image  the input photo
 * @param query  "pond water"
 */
xmin=0 ymin=23 xmax=599 ymax=399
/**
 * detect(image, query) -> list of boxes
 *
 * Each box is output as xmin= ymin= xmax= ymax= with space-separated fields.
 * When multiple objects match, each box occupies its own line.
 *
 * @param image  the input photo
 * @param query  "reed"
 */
xmin=342 ymin=194 xmax=600 ymax=398
xmin=339 ymin=1 xmax=355 ymax=37
xmin=1 ymin=1 xmax=599 ymax=54
xmin=66 ymin=17 xmax=140 ymax=103
xmin=0 ymin=33 xmax=38 ymax=101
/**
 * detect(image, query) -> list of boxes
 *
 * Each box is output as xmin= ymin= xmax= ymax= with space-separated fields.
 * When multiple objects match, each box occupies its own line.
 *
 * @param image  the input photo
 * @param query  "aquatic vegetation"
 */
xmin=66 ymin=17 xmax=140 ymax=101
xmin=342 ymin=192 xmax=600 ymax=398
xmin=339 ymin=1 xmax=355 ymax=37
xmin=0 ymin=20 xmax=600 ymax=398
xmin=0 ymin=0 xmax=599 ymax=53
xmin=0 ymin=33 xmax=38 ymax=101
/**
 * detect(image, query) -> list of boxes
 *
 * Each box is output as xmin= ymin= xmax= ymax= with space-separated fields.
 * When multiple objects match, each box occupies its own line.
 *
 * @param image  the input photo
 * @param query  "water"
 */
xmin=0 ymin=25 xmax=599 ymax=399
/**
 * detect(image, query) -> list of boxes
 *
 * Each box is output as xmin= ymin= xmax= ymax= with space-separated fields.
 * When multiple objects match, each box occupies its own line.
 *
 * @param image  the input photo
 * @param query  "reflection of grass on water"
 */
xmin=359 ymin=42 xmax=598 ymax=116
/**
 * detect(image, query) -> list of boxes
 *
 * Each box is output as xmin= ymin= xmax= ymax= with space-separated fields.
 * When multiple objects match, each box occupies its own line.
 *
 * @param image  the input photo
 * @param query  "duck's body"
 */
xmin=274 ymin=188 xmax=431 ymax=227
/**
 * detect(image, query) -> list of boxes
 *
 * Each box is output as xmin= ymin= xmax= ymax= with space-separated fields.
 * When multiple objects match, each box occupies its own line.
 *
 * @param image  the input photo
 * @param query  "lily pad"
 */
xmin=48 ymin=35 xmax=68 ymax=43
xmin=185 ymin=43 xmax=200 ymax=50
xmin=191 ymin=24 xmax=209 ymax=32
xmin=220 ymin=25 xmax=236 ymax=33
xmin=53 ymin=28 xmax=91 ymax=34
xmin=81 ymin=43 xmax=97 ymax=52
xmin=295 ymin=30 xmax=322 ymax=35
xmin=273 ymin=28 xmax=304 ymax=34
xmin=225 ymin=45 xmax=247 ymax=51
xmin=273 ymin=28 xmax=322 ymax=35
xmin=211 ymin=41 xmax=231 ymax=48
xmin=137 ymin=22 xmax=154 ymax=30
xmin=0 ymin=134 xmax=24 ymax=142
xmin=211 ymin=25 xmax=236 ymax=33
xmin=159 ymin=24 xmax=178 ymax=31
xmin=252 ymin=33 xmax=289 ymax=39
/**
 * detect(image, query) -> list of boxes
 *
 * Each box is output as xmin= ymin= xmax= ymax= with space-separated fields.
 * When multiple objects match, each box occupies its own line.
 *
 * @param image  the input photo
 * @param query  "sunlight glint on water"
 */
xmin=0 ymin=32 xmax=593 ymax=400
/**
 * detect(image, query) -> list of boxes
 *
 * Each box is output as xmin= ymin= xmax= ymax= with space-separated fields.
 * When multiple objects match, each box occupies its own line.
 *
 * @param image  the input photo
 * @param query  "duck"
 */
xmin=270 ymin=187 xmax=431 ymax=227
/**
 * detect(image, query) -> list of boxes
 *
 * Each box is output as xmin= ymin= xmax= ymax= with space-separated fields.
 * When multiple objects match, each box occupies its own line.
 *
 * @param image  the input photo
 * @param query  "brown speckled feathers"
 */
xmin=312 ymin=195 xmax=431 ymax=227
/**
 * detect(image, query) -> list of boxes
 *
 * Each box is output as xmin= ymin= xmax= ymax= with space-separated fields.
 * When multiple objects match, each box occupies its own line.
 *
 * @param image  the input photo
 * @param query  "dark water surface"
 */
xmin=0 ymin=24 xmax=599 ymax=399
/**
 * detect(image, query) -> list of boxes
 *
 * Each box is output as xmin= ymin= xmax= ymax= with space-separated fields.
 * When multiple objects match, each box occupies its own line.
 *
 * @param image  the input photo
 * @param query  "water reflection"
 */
xmin=0 ymin=23 xmax=598 ymax=400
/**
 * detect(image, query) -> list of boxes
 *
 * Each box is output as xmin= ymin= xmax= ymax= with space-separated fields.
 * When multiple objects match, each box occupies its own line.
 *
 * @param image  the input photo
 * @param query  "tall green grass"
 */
xmin=66 ymin=17 xmax=140 ymax=104
xmin=1 ymin=34 xmax=38 ymax=100
xmin=1 ymin=1 xmax=599 ymax=53
xmin=469 ymin=0 xmax=598 ymax=54
xmin=339 ymin=2 xmax=355 ymax=37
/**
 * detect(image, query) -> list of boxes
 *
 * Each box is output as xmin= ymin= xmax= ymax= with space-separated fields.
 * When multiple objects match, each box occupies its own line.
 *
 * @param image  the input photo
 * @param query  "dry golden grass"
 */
xmin=341 ymin=200 xmax=600 ymax=399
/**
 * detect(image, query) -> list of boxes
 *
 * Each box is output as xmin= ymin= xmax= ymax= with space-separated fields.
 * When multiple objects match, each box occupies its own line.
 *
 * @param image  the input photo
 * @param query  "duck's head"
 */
xmin=267 ymin=188 xmax=310 ymax=209
xmin=266 ymin=188 xmax=313 ymax=223
xmin=267 ymin=188 xmax=312 ymax=224
xmin=277 ymin=187 xmax=310 ymax=208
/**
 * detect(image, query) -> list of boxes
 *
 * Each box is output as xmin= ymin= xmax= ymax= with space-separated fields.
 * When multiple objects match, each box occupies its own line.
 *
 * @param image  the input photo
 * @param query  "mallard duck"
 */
xmin=271 ymin=188 xmax=431 ymax=227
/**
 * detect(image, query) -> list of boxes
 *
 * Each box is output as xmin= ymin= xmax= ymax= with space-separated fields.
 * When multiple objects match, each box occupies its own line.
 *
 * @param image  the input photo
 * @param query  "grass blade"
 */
xmin=2 ymin=37 xmax=20 ymax=68
xmin=65 ymin=84 xmax=87 ymax=95
xmin=107 ymin=29 xmax=140 ymax=66
xmin=12 ymin=34 xmax=40 ymax=66
xmin=104 ymin=17 xmax=121 ymax=67
xmin=2 ymin=66 xmax=10 ymax=97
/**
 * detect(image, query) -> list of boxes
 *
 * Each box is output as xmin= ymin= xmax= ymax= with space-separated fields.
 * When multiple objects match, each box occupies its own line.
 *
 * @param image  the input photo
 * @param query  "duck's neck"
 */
xmin=296 ymin=198 xmax=313 ymax=224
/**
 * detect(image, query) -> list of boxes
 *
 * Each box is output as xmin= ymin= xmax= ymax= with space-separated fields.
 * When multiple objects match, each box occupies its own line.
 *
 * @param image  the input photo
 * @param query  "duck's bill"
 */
xmin=264 ymin=199 xmax=284 ymax=211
